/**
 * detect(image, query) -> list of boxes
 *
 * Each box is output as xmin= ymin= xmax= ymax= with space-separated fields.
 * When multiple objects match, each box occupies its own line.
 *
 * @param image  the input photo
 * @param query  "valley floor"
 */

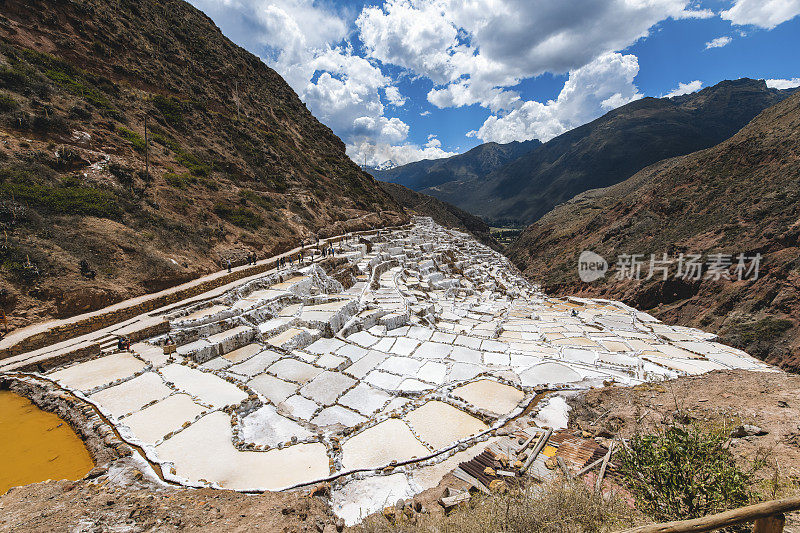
xmin=0 ymin=218 xmax=791 ymax=531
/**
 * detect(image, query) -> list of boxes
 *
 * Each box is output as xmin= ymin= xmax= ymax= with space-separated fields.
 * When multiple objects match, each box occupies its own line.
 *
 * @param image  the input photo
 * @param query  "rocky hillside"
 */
xmin=377 ymin=181 xmax=496 ymax=247
xmin=427 ymin=79 xmax=792 ymax=225
xmin=509 ymin=89 xmax=800 ymax=371
xmin=370 ymin=139 xmax=540 ymax=192
xmin=0 ymin=0 xmax=407 ymax=329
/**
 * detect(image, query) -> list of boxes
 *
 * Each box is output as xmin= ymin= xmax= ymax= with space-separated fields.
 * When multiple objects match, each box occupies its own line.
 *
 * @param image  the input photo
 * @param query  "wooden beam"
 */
xmin=515 ymin=432 xmax=538 ymax=455
xmin=575 ymin=456 xmax=605 ymax=477
xmin=556 ymin=456 xmax=573 ymax=480
xmin=595 ymin=442 xmax=614 ymax=493
xmin=616 ymin=497 xmax=800 ymax=533
xmin=523 ymin=427 xmax=553 ymax=472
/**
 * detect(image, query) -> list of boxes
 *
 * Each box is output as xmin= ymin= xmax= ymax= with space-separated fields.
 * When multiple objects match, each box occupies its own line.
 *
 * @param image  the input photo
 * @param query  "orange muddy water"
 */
xmin=0 ymin=390 xmax=93 ymax=494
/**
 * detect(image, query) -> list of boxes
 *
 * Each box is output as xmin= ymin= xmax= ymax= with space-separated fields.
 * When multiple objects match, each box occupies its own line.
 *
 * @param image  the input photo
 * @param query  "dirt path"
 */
xmin=0 ymin=224 xmax=408 ymax=372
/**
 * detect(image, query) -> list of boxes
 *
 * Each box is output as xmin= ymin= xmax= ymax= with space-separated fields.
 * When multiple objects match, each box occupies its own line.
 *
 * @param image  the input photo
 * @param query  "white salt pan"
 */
xmin=49 ymin=352 xmax=146 ymax=391
xmin=89 ymin=372 xmax=171 ymax=418
xmin=155 ymin=411 xmax=328 ymax=490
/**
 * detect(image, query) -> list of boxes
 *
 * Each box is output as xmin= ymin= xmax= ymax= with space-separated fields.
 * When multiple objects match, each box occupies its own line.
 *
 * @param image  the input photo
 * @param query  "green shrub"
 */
xmin=117 ymin=127 xmax=146 ymax=152
xmin=199 ymin=177 xmax=219 ymax=190
xmin=152 ymin=94 xmax=184 ymax=126
xmin=0 ymin=64 xmax=28 ymax=90
xmin=176 ymin=150 xmax=210 ymax=177
xmin=0 ymin=94 xmax=18 ymax=112
xmin=616 ymin=423 xmax=760 ymax=522
xmin=736 ymin=317 xmax=793 ymax=345
xmin=238 ymin=189 xmax=273 ymax=210
xmin=150 ymin=132 xmax=169 ymax=146
xmin=0 ymin=180 xmax=120 ymax=219
xmin=213 ymin=203 xmax=263 ymax=230
xmin=44 ymin=69 xmax=113 ymax=111
xmin=164 ymin=172 xmax=196 ymax=189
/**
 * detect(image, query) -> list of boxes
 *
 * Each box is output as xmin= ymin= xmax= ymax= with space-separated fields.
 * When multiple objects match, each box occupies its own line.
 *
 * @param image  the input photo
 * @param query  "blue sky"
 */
xmin=187 ymin=0 xmax=800 ymax=167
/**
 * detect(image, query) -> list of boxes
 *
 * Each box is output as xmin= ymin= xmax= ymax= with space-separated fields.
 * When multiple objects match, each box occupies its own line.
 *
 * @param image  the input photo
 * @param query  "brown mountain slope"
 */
xmin=509 ymin=89 xmax=800 ymax=371
xmin=0 ymin=0 xmax=406 ymax=329
xmin=377 ymin=181 xmax=497 ymax=248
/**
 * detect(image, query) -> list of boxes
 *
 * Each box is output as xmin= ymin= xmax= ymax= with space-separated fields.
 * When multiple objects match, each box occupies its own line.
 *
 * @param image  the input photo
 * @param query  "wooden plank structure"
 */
xmin=616 ymin=495 xmax=800 ymax=533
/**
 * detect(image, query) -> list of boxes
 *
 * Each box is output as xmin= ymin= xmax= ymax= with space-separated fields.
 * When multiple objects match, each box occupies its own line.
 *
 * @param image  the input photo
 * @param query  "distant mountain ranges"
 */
xmin=373 ymin=79 xmax=793 ymax=226
xmin=370 ymin=139 xmax=541 ymax=193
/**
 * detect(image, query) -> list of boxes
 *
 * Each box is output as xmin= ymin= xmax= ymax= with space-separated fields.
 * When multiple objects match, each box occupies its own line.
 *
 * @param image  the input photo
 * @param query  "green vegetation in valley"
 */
xmin=490 ymin=226 xmax=524 ymax=248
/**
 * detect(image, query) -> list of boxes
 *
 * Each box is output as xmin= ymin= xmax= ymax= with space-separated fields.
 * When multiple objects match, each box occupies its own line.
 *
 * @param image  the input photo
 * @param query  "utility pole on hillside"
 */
xmin=144 ymin=113 xmax=149 ymax=181
xmin=233 ymin=80 xmax=241 ymax=119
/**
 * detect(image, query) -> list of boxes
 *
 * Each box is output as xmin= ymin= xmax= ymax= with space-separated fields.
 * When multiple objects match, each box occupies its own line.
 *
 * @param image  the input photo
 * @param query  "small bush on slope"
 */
xmin=616 ymin=423 xmax=763 ymax=523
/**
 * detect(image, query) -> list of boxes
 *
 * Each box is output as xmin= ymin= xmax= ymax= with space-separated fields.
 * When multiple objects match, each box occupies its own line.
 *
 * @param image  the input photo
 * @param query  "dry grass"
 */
xmin=355 ymin=480 xmax=637 ymax=533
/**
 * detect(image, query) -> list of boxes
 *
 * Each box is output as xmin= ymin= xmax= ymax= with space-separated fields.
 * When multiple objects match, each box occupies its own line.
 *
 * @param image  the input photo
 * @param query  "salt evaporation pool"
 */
xmin=0 ymin=390 xmax=93 ymax=494
xmin=32 ymin=217 xmax=771 ymax=522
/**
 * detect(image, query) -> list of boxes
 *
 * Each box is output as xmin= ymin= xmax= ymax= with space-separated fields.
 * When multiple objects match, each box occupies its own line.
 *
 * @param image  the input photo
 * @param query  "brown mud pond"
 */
xmin=0 ymin=390 xmax=93 ymax=494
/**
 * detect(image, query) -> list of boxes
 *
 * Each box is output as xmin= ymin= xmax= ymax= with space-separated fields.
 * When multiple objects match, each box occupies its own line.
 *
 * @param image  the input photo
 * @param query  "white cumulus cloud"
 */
xmin=384 ymin=86 xmax=408 ymax=106
xmin=470 ymin=52 xmax=642 ymax=144
xmin=349 ymin=135 xmax=457 ymax=168
xmin=189 ymin=0 xmax=751 ymax=167
xmin=187 ymin=0 xmax=431 ymax=166
xmin=765 ymin=77 xmax=800 ymax=89
xmin=705 ymin=36 xmax=732 ymax=49
xmin=357 ymin=0 xmax=698 ymax=112
xmin=665 ymin=80 xmax=703 ymax=97
xmin=720 ymin=0 xmax=800 ymax=29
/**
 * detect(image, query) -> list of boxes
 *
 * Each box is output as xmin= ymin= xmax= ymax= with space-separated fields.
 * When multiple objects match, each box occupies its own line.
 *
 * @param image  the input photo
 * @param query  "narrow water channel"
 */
xmin=0 ymin=390 xmax=94 ymax=494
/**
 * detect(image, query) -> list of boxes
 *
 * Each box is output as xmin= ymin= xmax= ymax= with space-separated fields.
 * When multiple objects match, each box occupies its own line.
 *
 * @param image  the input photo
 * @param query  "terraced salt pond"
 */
xmin=33 ymin=217 xmax=770 ymax=522
xmin=0 ymin=390 xmax=93 ymax=494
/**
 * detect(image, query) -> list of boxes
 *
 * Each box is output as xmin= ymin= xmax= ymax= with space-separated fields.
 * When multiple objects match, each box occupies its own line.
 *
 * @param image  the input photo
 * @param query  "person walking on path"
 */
xmin=227 ymin=259 xmax=232 ymax=273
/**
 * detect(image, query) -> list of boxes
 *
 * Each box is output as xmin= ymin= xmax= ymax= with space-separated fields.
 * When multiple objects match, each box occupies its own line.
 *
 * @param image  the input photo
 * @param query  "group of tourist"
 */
xmin=276 ymin=254 xmax=300 ymax=270
xmin=225 ymin=251 xmax=259 ymax=273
